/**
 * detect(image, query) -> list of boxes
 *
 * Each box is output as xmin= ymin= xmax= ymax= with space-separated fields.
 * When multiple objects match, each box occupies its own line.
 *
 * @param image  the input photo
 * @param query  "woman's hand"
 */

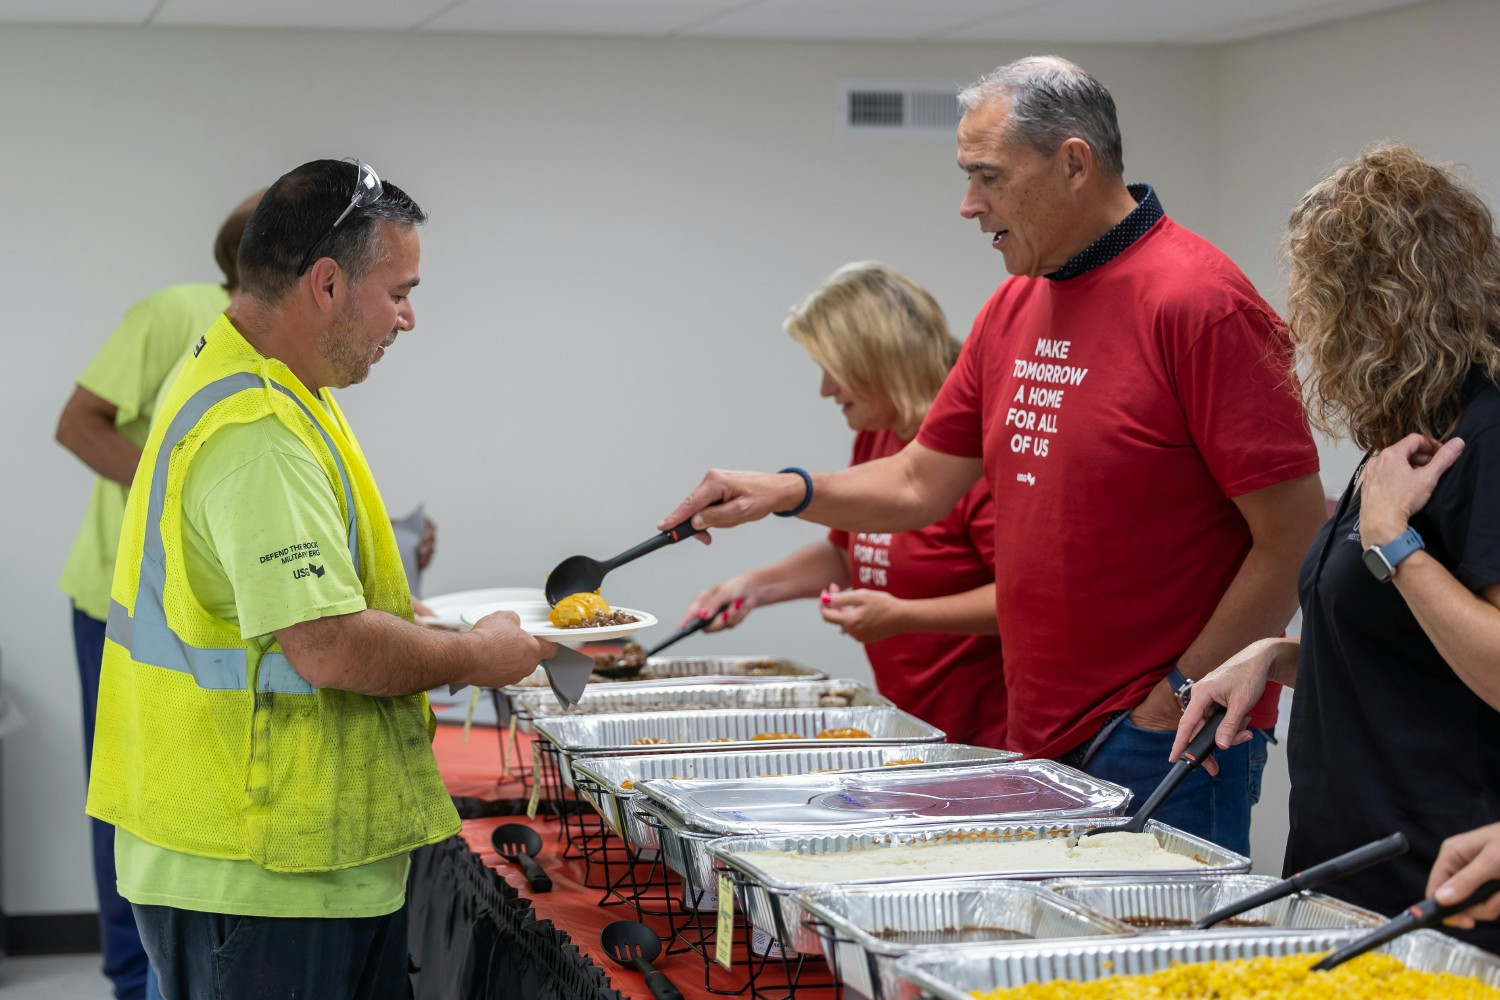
xmin=679 ymin=577 xmax=754 ymax=631
xmin=1427 ymin=823 xmax=1500 ymax=929
xmin=818 ymin=584 xmax=909 ymax=643
xmin=1169 ymin=637 xmax=1295 ymax=774
xmin=1360 ymin=433 xmax=1466 ymax=545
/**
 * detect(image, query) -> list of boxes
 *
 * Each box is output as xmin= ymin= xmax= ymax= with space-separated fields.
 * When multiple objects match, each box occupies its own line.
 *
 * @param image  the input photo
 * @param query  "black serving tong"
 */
xmin=1194 ymin=832 xmax=1408 ymax=929
xmin=1311 ymin=879 xmax=1500 ymax=971
xmin=1079 ymin=706 xmax=1227 ymax=839
xmin=600 ymin=919 xmax=683 ymax=1000
xmin=544 ymin=518 xmax=705 ymax=606
xmin=490 ymin=823 xmax=552 ymax=893
xmin=592 ymin=604 xmax=730 ymax=680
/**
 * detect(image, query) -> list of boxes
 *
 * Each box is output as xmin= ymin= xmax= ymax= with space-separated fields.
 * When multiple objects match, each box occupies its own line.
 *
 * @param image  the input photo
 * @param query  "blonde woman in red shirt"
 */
xmin=680 ymin=262 xmax=1007 ymax=748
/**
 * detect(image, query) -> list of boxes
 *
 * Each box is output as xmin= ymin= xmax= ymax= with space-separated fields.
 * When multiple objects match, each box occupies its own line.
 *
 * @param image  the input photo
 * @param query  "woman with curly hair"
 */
xmin=1174 ymin=142 xmax=1500 ymax=949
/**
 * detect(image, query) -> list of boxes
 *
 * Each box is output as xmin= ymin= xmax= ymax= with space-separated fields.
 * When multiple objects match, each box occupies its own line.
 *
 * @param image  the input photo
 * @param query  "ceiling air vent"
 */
xmin=839 ymin=80 xmax=961 ymax=138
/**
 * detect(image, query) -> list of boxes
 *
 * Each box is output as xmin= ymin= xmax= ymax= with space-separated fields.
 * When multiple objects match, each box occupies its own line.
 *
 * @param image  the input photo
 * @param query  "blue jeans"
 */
xmin=1082 ymin=715 xmax=1268 ymax=857
xmin=73 ymin=605 xmax=160 ymax=1000
xmin=132 ymin=903 xmax=412 ymax=1000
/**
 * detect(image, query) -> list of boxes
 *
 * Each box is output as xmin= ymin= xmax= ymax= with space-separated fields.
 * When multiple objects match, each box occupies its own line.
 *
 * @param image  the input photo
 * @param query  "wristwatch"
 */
xmin=1167 ymin=664 xmax=1193 ymax=712
xmin=1361 ymin=526 xmax=1425 ymax=583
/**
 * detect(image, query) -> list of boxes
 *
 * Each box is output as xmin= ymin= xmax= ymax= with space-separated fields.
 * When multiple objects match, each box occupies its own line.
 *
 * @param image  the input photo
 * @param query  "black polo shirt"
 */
xmin=1287 ymin=373 xmax=1500 ymax=951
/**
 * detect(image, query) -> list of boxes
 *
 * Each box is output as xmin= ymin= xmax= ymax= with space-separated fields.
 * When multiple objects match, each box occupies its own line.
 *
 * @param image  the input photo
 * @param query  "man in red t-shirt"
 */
xmin=658 ymin=56 xmax=1326 ymax=855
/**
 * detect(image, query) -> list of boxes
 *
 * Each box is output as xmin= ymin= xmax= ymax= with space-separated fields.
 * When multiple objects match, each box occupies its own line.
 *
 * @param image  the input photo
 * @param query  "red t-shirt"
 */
xmin=828 ymin=428 xmax=1007 ymax=748
xmin=917 ymin=216 xmax=1319 ymax=759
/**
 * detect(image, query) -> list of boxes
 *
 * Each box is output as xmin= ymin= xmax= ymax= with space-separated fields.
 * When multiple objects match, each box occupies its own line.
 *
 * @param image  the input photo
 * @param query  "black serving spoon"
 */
xmin=1194 ymin=832 xmax=1408 ymax=929
xmin=1311 ymin=879 xmax=1500 ymax=971
xmin=544 ymin=518 xmax=704 ymax=607
xmin=601 ymin=919 xmax=683 ymax=1000
xmin=592 ymin=604 xmax=730 ymax=680
xmin=1079 ymin=706 xmax=1228 ymax=839
xmin=490 ymin=823 xmax=552 ymax=893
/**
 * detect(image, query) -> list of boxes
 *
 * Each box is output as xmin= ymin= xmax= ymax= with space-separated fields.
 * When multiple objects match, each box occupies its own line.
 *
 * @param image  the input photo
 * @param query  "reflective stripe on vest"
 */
xmin=104 ymin=373 xmax=360 ymax=694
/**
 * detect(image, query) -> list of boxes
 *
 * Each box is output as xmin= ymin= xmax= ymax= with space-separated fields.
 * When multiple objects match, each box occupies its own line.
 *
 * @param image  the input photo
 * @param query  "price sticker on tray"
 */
xmin=526 ymin=744 xmax=542 ymax=820
xmin=715 ymin=874 xmax=734 ymax=968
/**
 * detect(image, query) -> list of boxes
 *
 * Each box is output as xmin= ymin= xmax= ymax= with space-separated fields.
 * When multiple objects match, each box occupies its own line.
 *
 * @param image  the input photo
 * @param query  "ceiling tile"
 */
xmin=678 ymin=0 xmax=1041 ymax=41
xmin=0 ymin=0 xmax=157 ymax=25
xmin=153 ymin=0 xmax=457 ymax=31
xmin=422 ymin=0 xmax=748 ymax=37
xmin=931 ymin=0 xmax=1432 ymax=46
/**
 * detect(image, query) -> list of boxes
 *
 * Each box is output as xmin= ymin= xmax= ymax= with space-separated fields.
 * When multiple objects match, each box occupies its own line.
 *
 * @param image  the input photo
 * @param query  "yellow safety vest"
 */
xmin=85 ymin=315 xmax=460 ymax=872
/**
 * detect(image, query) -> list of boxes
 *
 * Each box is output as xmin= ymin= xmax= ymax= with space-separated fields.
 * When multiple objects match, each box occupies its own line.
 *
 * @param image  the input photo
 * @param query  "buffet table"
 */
xmin=411 ymin=720 xmax=817 ymax=1000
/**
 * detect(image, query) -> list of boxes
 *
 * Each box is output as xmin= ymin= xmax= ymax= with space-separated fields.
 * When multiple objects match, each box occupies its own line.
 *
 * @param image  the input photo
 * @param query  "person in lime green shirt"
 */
xmin=89 ymin=158 xmax=556 ymax=1000
xmin=55 ymin=191 xmax=259 ymax=1000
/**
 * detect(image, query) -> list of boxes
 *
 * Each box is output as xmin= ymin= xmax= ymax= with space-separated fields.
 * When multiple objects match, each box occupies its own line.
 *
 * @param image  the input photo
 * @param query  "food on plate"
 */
xmin=750 ymin=732 xmax=804 ymax=741
xmin=743 ymin=831 xmax=1205 ymax=883
xmin=970 ymin=952 xmax=1500 ymax=1000
xmin=816 ymin=727 xmax=871 ymax=739
xmin=549 ymin=591 xmax=640 ymax=629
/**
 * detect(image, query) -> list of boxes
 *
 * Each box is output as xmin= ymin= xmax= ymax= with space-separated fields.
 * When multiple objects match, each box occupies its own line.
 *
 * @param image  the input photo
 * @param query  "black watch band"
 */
xmin=1167 ymin=664 xmax=1193 ymax=711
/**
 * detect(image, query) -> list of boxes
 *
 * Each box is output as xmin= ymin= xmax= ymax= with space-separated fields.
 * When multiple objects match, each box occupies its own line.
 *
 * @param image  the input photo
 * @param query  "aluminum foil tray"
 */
xmin=571 ymin=744 xmax=1018 ymax=848
xmin=500 ymin=655 xmax=826 ymax=696
xmin=888 ymin=928 xmax=1500 ymax=1000
xmin=516 ymin=679 xmax=890 ymax=720
xmin=1042 ymin=874 xmax=1384 ymax=933
xmin=637 ymin=760 xmax=1130 ymax=837
xmin=797 ymin=880 xmax=1130 ymax=1000
xmin=707 ymin=820 xmax=1248 ymax=956
xmin=534 ymin=706 xmax=944 ymax=755
xmin=632 ymin=798 xmax=722 ymax=911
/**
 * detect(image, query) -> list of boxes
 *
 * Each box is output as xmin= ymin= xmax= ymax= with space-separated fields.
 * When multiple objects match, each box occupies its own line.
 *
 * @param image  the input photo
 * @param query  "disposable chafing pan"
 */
xmin=887 ymin=927 xmax=1500 ymax=1000
xmin=534 ymin=706 xmax=945 ymax=790
xmin=1041 ymin=874 xmax=1384 ymax=933
xmin=706 ymin=820 xmax=1248 ymax=955
xmin=516 ymin=679 xmax=890 ymax=721
xmin=637 ymin=760 xmax=1130 ymax=837
xmin=796 ymin=880 xmax=1131 ymax=1000
xmin=500 ymin=655 xmax=826 ymax=697
xmin=571 ymin=744 xmax=1018 ymax=849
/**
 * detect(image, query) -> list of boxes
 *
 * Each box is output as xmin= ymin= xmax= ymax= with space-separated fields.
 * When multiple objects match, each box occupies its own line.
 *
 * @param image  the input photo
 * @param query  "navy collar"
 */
xmin=1046 ymin=183 xmax=1162 ymax=281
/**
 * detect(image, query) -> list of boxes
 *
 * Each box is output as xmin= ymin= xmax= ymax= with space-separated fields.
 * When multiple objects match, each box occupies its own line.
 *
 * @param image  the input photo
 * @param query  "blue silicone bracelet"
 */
xmin=774 ymin=467 xmax=813 ymax=517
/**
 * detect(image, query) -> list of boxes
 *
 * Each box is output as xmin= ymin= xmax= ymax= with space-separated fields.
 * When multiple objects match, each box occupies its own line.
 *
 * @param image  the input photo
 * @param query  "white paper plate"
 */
xmin=417 ymin=587 xmax=546 ymax=629
xmin=460 ymin=600 xmax=657 ymax=642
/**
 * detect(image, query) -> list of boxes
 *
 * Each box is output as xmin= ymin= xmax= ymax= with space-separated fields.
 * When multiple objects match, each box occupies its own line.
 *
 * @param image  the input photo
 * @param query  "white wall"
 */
xmin=0 ymin=25 xmax=1215 ymax=914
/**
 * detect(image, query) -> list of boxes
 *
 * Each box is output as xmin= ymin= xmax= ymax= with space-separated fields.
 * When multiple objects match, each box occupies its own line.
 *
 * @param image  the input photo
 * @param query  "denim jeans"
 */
xmin=132 ymin=903 xmax=412 ymax=1000
xmin=1082 ymin=715 xmax=1268 ymax=857
xmin=73 ymin=605 xmax=159 ymax=1000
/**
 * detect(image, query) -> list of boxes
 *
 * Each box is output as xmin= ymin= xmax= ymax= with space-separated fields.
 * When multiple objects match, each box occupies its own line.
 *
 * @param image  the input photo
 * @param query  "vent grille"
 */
xmin=840 ymin=81 xmax=961 ymax=136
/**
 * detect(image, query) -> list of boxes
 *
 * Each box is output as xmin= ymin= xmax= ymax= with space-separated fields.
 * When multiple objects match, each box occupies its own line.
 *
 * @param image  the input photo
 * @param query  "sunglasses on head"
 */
xmin=296 ymin=157 xmax=384 ymax=276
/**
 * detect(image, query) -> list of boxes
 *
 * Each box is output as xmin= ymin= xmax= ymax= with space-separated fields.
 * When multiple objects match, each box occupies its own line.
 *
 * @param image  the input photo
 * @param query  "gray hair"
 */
xmin=958 ymin=56 xmax=1124 ymax=177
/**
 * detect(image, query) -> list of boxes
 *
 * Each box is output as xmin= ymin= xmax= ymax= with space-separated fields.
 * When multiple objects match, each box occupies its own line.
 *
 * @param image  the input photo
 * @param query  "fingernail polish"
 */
xmin=720 ymin=612 xmax=730 ymax=622
xmin=733 ymin=598 xmax=744 ymax=610
xmin=698 ymin=609 xmax=710 ymax=619
xmin=821 ymin=595 xmax=831 ymax=605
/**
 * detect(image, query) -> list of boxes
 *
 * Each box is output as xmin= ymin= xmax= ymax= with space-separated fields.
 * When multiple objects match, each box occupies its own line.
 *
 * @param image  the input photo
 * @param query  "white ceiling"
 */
xmin=0 ymin=0 xmax=1437 ymax=46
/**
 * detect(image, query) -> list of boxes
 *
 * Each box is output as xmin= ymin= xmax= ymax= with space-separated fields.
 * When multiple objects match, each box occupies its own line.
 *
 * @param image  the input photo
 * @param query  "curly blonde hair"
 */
xmin=1285 ymin=142 xmax=1500 ymax=451
xmin=785 ymin=261 xmax=960 ymax=435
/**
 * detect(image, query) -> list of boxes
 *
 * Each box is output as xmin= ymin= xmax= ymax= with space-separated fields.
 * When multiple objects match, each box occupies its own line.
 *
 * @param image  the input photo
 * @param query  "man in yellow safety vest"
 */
xmin=86 ymin=158 xmax=554 ymax=999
